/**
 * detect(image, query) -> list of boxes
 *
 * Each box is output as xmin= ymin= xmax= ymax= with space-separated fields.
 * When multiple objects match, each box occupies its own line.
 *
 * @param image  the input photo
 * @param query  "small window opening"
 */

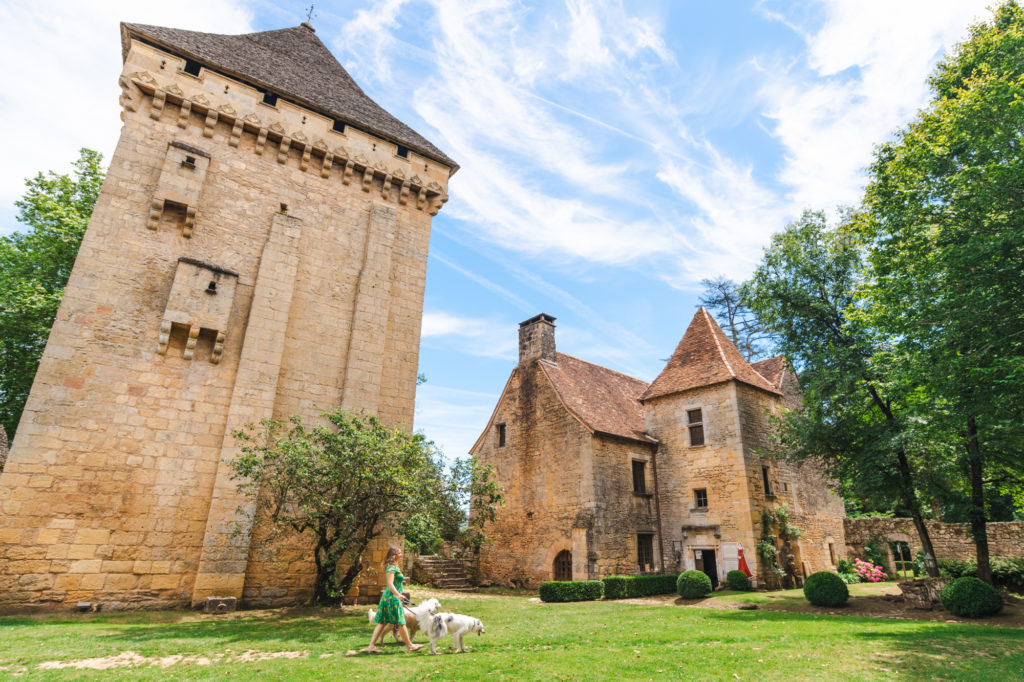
xmin=262 ymin=90 xmax=279 ymax=106
xmin=183 ymin=59 xmax=202 ymax=76
xmin=181 ymin=155 xmax=196 ymax=170
xmin=280 ymin=203 xmax=288 ymax=214
xmin=637 ymin=534 xmax=654 ymax=571
xmin=397 ymin=145 xmax=410 ymax=158
xmin=632 ymin=461 xmax=647 ymax=494
xmin=828 ymin=542 xmax=836 ymax=566
xmin=205 ymin=280 xmax=217 ymax=294
xmin=332 ymin=119 xmax=346 ymax=133
xmin=694 ymin=488 xmax=708 ymax=508
xmin=762 ymin=466 xmax=774 ymax=497
xmin=160 ymin=201 xmax=188 ymax=232
xmin=526 ymin=511 xmax=534 ymax=520
xmin=497 ymin=423 xmax=506 ymax=447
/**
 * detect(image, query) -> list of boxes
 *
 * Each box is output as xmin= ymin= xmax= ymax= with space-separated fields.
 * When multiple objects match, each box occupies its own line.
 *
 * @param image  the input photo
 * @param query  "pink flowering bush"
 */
xmin=853 ymin=558 xmax=888 ymax=582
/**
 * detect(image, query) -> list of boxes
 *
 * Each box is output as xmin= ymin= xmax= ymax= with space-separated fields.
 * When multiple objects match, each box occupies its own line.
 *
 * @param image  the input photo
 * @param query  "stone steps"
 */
xmin=414 ymin=555 xmax=476 ymax=592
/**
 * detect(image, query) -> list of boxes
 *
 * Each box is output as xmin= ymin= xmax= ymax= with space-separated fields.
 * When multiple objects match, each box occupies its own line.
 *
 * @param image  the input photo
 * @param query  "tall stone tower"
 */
xmin=0 ymin=22 xmax=456 ymax=611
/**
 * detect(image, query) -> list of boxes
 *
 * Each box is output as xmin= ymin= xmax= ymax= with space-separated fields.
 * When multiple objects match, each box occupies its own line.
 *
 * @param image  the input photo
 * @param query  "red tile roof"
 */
xmin=751 ymin=356 xmax=787 ymax=389
xmin=641 ymin=308 xmax=782 ymax=401
xmin=540 ymin=353 xmax=655 ymax=444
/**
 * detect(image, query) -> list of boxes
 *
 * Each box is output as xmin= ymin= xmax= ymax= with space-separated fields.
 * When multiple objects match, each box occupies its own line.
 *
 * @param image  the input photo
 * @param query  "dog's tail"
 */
xmin=367 ymin=609 xmax=375 ymax=623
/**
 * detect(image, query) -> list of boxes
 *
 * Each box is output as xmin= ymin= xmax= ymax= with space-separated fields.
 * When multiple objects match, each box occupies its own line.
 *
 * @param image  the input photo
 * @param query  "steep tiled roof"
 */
xmin=751 ymin=356 xmax=787 ymax=389
xmin=540 ymin=353 xmax=655 ymax=444
xmin=121 ymin=23 xmax=457 ymax=171
xmin=641 ymin=308 xmax=781 ymax=401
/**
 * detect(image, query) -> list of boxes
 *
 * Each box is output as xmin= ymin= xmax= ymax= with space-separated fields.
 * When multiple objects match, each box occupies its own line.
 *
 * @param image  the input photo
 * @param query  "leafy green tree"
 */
xmin=0 ymin=149 xmax=103 ymax=437
xmin=230 ymin=408 xmax=501 ymax=605
xmin=860 ymin=1 xmax=1024 ymax=583
xmin=741 ymin=211 xmax=940 ymax=575
xmin=698 ymin=276 xmax=771 ymax=361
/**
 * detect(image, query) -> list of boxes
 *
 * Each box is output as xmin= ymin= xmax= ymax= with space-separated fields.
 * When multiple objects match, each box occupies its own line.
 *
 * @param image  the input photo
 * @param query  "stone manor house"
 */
xmin=0 ymin=21 xmax=454 ymax=611
xmin=472 ymin=311 xmax=846 ymax=588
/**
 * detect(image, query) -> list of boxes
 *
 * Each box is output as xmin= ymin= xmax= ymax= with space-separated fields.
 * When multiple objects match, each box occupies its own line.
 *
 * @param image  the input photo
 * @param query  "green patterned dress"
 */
xmin=372 ymin=565 xmax=406 ymax=625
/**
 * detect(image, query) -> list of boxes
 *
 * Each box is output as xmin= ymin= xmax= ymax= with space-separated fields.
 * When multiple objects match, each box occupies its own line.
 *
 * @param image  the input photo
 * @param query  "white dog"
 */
xmin=424 ymin=612 xmax=486 ymax=654
xmin=367 ymin=597 xmax=441 ymax=643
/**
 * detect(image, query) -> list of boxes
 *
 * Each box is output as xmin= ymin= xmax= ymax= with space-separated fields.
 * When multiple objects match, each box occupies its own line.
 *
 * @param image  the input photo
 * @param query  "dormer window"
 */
xmin=687 ymin=408 xmax=704 ymax=447
xmin=183 ymin=59 xmax=202 ymax=76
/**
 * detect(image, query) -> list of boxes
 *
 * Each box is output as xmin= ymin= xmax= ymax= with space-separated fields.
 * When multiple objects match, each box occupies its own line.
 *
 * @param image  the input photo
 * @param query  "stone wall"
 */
xmin=845 ymin=518 xmax=1024 ymax=567
xmin=0 ymin=38 xmax=450 ymax=612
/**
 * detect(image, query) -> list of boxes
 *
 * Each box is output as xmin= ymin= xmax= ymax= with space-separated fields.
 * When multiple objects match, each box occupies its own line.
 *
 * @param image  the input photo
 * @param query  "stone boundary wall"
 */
xmin=845 ymin=518 xmax=1024 ymax=565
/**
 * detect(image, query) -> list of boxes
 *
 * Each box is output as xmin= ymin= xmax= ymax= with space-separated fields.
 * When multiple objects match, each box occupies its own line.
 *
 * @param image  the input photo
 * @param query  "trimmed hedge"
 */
xmin=726 ymin=569 xmax=752 ymax=591
xmin=940 ymin=577 xmax=1004 ymax=618
xmin=939 ymin=557 xmax=1024 ymax=591
xmin=803 ymin=571 xmax=849 ymax=607
xmin=602 ymin=574 xmax=680 ymax=599
xmin=676 ymin=570 xmax=713 ymax=599
xmin=538 ymin=580 xmax=604 ymax=603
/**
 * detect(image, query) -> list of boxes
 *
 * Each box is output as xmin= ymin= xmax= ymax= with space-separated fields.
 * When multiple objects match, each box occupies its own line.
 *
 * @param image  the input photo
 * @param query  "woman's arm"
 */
xmin=386 ymin=570 xmax=403 ymax=600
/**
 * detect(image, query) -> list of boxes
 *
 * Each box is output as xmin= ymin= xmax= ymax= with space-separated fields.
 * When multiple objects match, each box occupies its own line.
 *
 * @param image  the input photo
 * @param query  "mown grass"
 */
xmin=1 ymin=587 xmax=1023 ymax=680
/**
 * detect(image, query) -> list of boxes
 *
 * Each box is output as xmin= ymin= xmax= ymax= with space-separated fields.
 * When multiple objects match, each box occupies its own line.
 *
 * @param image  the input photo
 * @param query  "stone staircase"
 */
xmin=414 ymin=555 xmax=476 ymax=592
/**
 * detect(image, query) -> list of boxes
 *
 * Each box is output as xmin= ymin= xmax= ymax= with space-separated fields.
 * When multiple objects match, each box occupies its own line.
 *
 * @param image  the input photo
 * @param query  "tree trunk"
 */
xmin=895 ymin=446 xmax=941 ymax=577
xmin=966 ymin=415 xmax=993 ymax=584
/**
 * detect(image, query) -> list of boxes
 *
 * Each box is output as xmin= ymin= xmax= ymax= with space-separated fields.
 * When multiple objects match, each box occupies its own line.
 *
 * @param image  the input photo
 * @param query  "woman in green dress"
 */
xmin=366 ymin=546 xmax=423 ymax=653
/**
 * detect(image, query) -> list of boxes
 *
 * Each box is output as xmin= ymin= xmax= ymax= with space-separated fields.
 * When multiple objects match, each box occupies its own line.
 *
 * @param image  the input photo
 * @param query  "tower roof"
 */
xmin=640 ymin=307 xmax=781 ymax=401
xmin=121 ymin=22 xmax=457 ymax=171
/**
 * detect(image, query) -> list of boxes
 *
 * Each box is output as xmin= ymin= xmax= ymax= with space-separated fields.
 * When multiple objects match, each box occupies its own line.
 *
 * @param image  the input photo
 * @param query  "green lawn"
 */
xmin=2 ymin=587 xmax=1023 ymax=680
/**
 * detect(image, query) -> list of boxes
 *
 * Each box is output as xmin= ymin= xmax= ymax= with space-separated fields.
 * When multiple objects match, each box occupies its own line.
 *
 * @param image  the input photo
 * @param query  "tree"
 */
xmin=0 ymin=149 xmax=103 ymax=437
xmin=230 ymin=408 xmax=502 ymax=605
xmin=699 ymin=276 xmax=770 ymax=361
xmin=859 ymin=1 xmax=1024 ymax=583
xmin=741 ymin=211 xmax=941 ymax=575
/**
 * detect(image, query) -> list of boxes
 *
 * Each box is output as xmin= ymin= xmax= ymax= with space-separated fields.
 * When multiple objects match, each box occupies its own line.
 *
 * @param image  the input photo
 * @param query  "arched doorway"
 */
xmin=553 ymin=550 xmax=572 ymax=580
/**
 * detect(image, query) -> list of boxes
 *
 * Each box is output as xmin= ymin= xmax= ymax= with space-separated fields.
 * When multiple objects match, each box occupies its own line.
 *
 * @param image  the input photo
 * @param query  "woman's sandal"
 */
xmin=364 ymin=646 xmax=383 ymax=654
xmin=406 ymin=644 xmax=423 ymax=653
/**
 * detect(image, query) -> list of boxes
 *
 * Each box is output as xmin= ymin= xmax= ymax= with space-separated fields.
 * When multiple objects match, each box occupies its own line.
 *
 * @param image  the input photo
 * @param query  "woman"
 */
xmin=366 ymin=546 xmax=423 ymax=653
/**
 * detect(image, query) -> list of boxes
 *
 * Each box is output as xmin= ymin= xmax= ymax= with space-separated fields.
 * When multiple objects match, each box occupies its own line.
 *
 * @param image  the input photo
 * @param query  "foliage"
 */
xmin=852 ymin=558 xmax=888 ymax=583
xmin=676 ymin=570 xmax=713 ymax=599
xmin=698 ymin=276 xmax=771 ymax=361
xmin=803 ymin=571 xmax=850 ymax=607
xmin=726 ymin=569 xmax=752 ymax=591
xmin=862 ymin=535 xmax=889 ymax=572
xmin=940 ymin=577 xmax=1004 ymax=617
xmin=835 ymin=558 xmax=860 ymax=584
xmin=936 ymin=556 xmax=1024 ymax=592
xmin=229 ymin=409 xmax=501 ymax=605
xmin=0 ymin=149 xmax=103 ymax=438
xmin=939 ymin=558 xmax=978 ymax=579
xmin=757 ymin=506 xmax=803 ymax=588
xmin=602 ymin=574 xmax=679 ymax=599
xmin=538 ymin=580 xmax=603 ymax=602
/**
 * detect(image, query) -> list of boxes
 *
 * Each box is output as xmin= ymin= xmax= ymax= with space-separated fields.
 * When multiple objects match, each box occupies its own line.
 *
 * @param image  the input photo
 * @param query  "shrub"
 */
xmin=539 ymin=580 xmax=604 ymax=603
xmin=726 ymin=570 xmax=751 ymax=591
xmin=990 ymin=557 xmax=1024 ymax=591
xmin=676 ymin=570 xmax=712 ymax=599
xmin=852 ymin=558 xmax=888 ymax=583
xmin=603 ymin=574 xmax=680 ymax=599
xmin=938 ymin=558 xmax=977 ymax=579
xmin=803 ymin=571 xmax=849 ymax=607
xmin=940 ymin=577 xmax=1003 ymax=618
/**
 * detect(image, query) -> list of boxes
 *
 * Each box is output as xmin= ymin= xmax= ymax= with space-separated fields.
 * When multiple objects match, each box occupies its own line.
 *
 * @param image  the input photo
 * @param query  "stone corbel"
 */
xmin=151 ymin=88 xmax=167 ymax=120
xmin=416 ymin=187 xmax=427 ymax=210
xmin=229 ymin=119 xmax=244 ymax=147
xmin=147 ymin=198 xmax=164 ymax=230
xmin=381 ymin=174 xmax=393 ymax=199
xmin=182 ymin=206 xmax=197 ymax=238
xmin=183 ymin=327 xmax=200 ymax=360
xmin=361 ymin=167 xmax=373 ymax=192
xmin=203 ymin=109 xmax=219 ymax=138
xmin=177 ymin=99 xmax=192 ymax=129
xmin=157 ymin=320 xmax=172 ymax=355
xmin=429 ymin=192 xmax=448 ymax=217
xmin=118 ymin=74 xmax=139 ymax=121
xmin=299 ymin=144 xmax=311 ymax=171
xmin=255 ymin=127 xmax=268 ymax=155
xmin=394 ymin=169 xmax=408 ymax=205
xmin=277 ymin=135 xmax=291 ymax=164
xmin=342 ymin=159 xmax=354 ymax=185
xmin=320 ymin=151 xmax=334 ymax=179
xmin=212 ymin=331 xmax=227 ymax=364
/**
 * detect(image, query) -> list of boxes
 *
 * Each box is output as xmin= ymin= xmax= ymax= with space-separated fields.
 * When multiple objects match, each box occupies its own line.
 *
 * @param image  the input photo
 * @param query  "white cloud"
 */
xmin=420 ymin=310 xmax=518 ymax=360
xmin=0 ymin=0 xmax=254 ymax=232
xmin=414 ymin=383 xmax=500 ymax=459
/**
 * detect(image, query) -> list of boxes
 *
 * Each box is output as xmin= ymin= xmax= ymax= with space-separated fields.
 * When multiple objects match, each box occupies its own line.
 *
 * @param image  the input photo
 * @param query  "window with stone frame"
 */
xmin=637 ymin=533 xmax=654 ymax=571
xmin=632 ymin=460 xmax=647 ymax=494
xmin=497 ymin=423 xmax=506 ymax=447
xmin=687 ymin=408 xmax=704 ymax=446
xmin=694 ymin=488 xmax=708 ymax=509
xmin=762 ymin=465 xmax=774 ymax=497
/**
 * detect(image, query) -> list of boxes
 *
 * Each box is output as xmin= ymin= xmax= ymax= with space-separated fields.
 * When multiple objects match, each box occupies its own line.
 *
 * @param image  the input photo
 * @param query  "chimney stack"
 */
xmin=519 ymin=314 xmax=556 ymax=365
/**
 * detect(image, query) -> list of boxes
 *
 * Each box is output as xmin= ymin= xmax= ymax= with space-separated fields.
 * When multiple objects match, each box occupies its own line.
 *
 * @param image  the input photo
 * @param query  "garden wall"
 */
xmin=844 ymin=518 xmax=1024 ymax=566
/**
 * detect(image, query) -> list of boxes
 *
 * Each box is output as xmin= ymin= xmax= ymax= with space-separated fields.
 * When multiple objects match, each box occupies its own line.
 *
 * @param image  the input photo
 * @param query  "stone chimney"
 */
xmin=519 ymin=313 xmax=556 ymax=365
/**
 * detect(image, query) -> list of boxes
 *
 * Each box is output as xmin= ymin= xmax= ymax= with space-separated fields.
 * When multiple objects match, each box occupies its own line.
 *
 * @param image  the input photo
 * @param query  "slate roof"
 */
xmin=121 ymin=22 xmax=457 ymax=171
xmin=641 ymin=307 xmax=782 ymax=401
xmin=540 ymin=353 xmax=655 ymax=444
xmin=750 ymin=356 xmax=787 ymax=390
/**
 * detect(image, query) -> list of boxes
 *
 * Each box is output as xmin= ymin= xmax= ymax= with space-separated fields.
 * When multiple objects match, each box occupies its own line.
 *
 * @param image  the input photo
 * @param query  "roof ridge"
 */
xmin=701 ymin=307 xmax=736 ymax=380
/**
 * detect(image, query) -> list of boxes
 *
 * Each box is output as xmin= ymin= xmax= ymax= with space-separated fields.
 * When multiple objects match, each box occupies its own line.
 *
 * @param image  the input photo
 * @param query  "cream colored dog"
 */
xmin=367 ymin=597 xmax=441 ymax=642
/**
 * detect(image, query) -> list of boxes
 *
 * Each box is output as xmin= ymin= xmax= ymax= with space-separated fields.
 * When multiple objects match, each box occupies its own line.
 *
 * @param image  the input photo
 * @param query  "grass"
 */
xmin=1 ymin=585 xmax=1023 ymax=680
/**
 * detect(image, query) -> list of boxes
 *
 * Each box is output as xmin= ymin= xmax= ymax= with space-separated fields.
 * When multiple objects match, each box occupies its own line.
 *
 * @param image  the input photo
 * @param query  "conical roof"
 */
xmin=640 ymin=307 xmax=781 ymax=401
xmin=121 ymin=22 xmax=457 ymax=171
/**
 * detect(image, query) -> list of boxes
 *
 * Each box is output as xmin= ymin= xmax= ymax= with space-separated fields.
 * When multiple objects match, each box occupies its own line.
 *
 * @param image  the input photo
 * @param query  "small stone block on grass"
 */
xmin=203 ymin=596 xmax=237 ymax=614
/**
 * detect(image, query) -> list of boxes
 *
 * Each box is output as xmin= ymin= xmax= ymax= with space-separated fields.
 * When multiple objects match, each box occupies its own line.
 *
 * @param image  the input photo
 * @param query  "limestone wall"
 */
xmin=845 ymin=518 xmax=1024 ymax=568
xmin=0 ymin=39 xmax=449 ymax=611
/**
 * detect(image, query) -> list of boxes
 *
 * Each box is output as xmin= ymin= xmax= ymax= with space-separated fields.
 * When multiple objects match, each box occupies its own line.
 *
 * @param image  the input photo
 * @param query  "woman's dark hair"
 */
xmin=384 ymin=546 xmax=402 ymax=565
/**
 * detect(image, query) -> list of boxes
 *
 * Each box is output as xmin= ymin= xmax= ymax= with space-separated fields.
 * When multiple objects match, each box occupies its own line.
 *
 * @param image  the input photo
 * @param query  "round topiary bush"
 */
xmin=940 ymin=576 xmax=1003 ymax=617
xmin=677 ymin=570 xmax=713 ymax=599
xmin=726 ymin=569 xmax=752 ymax=591
xmin=803 ymin=571 xmax=849 ymax=607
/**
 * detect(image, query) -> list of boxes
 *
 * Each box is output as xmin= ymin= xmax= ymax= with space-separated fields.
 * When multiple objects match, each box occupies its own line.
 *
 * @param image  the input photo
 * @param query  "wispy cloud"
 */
xmin=421 ymin=310 xmax=518 ymax=360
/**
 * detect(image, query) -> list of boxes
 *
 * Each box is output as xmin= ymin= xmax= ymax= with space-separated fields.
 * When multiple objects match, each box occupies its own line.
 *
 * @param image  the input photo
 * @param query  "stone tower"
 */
xmin=0 ymin=22 xmax=455 ymax=611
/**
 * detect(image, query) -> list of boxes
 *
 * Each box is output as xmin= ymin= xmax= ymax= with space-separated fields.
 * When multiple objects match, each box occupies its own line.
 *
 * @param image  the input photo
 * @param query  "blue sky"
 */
xmin=0 ymin=0 xmax=993 ymax=460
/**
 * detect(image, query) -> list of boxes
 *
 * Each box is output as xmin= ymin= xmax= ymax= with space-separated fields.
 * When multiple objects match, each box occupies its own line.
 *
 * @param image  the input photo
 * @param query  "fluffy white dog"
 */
xmin=424 ymin=611 xmax=486 ymax=654
xmin=367 ymin=597 xmax=441 ymax=643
